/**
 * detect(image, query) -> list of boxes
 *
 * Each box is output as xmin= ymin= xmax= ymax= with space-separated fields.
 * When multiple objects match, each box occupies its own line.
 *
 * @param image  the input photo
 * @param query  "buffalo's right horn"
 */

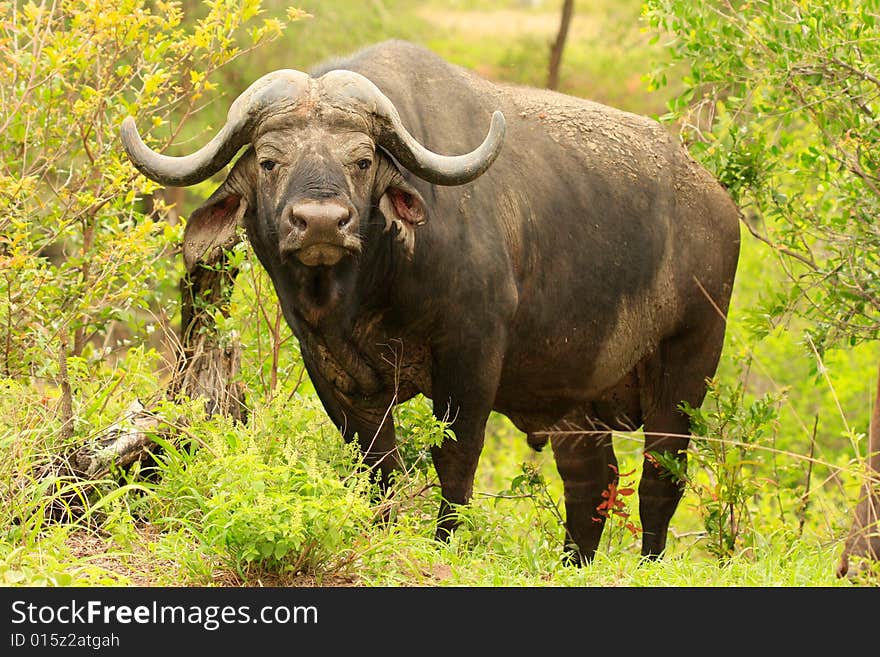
xmin=120 ymin=70 xmax=310 ymax=187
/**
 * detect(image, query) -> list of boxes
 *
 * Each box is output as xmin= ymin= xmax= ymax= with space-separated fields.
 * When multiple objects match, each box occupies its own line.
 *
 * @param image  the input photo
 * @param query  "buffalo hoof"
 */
xmin=637 ymin=552 xmax=664 ymax=565
xmin=561 ymin=544 xmax=590 ymax=567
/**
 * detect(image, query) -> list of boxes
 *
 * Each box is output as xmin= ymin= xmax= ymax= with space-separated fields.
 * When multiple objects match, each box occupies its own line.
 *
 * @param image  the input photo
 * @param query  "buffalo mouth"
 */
xmin=286 ymin=243 xmax=351 ymax=267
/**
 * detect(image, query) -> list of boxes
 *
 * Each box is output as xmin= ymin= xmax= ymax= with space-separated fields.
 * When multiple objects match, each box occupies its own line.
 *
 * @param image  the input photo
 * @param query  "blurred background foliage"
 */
xmin=0 ymin=0 xmax=877 ymax=585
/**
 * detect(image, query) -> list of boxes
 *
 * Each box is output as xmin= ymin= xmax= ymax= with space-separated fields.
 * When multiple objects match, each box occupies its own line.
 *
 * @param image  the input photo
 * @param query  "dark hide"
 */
xmin=187 ymin=40 xmax=741 ymax=563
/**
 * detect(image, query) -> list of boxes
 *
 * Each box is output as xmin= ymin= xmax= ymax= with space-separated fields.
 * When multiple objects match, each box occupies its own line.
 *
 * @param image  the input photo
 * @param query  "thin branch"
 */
xmin=740 ymin=215 xmax=819 ymax=270
xmin=830 ymin=56 xmax=880 ymax=90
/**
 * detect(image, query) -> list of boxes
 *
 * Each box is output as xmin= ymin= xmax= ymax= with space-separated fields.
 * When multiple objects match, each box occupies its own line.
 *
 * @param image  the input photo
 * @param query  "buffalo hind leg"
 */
xmin=550 ymin=422 xmax=619 ymax=565
xmin=638 ymin=319 xmax=727 ymax=558
xmin=638 ymin=417 xmax=690 ymax=559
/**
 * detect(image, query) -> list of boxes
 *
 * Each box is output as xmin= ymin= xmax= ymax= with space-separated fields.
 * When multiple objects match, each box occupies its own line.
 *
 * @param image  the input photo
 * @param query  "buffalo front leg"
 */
xmin=430 ymin=429 xmax=488 ymax=541
xmin=330 ymin=403 xmax=402 ymax=523
xmin=550 ymin=426 xmax=619 ymax=565
xmin=302 ymin=351 xmax=401 ymax=505
xmin=350 ymin=412 xmax=402 ymax=524
xmin=429 ymin=339 xmax=504 ymax=542
xmin=353 ymin=410 xmax=402 ymax=497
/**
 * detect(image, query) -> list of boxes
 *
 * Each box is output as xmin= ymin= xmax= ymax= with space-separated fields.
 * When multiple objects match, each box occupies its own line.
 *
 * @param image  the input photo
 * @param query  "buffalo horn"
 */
xmin=121 ymin=68 xmax=504 ymax=188
xmin=319 ymin=69 xmax=506 ymax=186
xmin=120 ymin=70 xmax=310 ymax=187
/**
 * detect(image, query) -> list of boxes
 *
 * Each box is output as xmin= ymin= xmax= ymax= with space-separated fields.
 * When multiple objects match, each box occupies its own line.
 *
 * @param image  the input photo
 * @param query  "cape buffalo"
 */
xmin=121 ymin=40 xmax=741 ymax=563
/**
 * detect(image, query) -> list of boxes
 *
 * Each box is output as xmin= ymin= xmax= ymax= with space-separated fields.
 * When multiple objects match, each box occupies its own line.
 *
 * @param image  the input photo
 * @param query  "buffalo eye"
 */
xmin=356 ymin=158 xmax=371 ymax=171
xmin=260 ymin=160 xmax=276 ymax=172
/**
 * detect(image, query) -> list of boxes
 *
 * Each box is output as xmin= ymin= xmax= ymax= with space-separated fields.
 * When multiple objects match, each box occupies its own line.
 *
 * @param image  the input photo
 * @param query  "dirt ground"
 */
xmin=65 ymin=526 xmax=363 ymax=586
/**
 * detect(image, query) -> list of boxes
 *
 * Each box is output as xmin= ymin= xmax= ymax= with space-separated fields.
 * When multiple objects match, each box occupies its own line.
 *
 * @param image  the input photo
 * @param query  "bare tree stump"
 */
xmin=837 ymin=362 xmax=880 ymax=578
xmin=169 ymin=187 xmax=248 ymax=423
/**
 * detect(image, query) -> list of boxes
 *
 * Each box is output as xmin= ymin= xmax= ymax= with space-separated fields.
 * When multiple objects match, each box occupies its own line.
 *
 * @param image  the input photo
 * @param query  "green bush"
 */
xmin=644 ymin=0 xmax=880 ymax=349
xmin=148 ymin=395 xmax=375 ymax=579
xmin=0 ymin=0 xmax=871 ymax=587
xmin=677 ymin=363 xmax=784 ymax=560
xmin=0 ymin=0 xmax=296 ymax=580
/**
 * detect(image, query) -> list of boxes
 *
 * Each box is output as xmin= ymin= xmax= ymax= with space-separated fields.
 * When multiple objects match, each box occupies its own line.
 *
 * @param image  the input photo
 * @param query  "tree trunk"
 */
xmin=168 ymin=249 xmax=247 ymax=423
xmin=67 ymin=210 xmax=247 ymax=483
xmin=547 ymin=0 xmax=574 ymax=91
xmin=837 ymin=361 xmax=880 ymax=578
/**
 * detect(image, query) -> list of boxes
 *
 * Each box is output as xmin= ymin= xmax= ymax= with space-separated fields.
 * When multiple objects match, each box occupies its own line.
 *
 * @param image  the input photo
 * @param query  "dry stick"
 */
xmin=3 ymin=272 xmax=12 ymax=377
xmin=740 ymin=217 xmax=817 ymax=270
xmin=270 ymin=306 xmax=282 ymax=397
xmin=286 ymin=364 xmax=307 ymax=402
xmin=805 ymin=334 xmax=851 ymax=437
xmin=797 ymin=414 xmax=819 ymax=539
xmin=58 ymin=331 xmax=73 ymax=443
xmin=251 ymin=267 xmax=273 ymax=394
xmin=96 ymin=370 xmax=126 ymax=417
xmin=772 ymin=420 xmax=788 ymax=527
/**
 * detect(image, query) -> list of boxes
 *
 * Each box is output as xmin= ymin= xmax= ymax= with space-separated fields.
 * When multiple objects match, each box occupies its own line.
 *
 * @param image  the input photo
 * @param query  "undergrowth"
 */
xmin=1 ymin=0 xmax=877 ymax=588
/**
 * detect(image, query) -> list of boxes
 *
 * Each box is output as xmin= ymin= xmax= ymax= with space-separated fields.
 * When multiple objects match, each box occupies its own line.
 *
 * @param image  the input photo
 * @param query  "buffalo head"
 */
xmin=121 ymin=69 xmax=505 ymax=272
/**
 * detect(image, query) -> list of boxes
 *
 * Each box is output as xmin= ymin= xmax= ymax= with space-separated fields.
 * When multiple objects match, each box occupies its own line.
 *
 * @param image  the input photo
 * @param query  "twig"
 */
xmin=796 ymin=414 xmax=818 ymax=538
xmin=58 ymin=332 xmax=73 ymax=442
xmin=740 ymin=216 xmax=818 ymax=270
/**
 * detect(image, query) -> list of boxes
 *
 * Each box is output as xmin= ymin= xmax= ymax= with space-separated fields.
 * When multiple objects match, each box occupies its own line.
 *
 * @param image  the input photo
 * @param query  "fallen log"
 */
xmin=15 ymin=399 xmax=166 ymax=523
xmin=71 ymin=399 xmax=161 ymax=479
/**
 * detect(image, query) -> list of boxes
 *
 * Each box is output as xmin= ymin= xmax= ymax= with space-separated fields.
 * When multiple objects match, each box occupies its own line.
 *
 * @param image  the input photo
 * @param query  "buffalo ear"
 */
xmin=183 ymin=186 xmax=248 ymax=273
xmin=378 ymin=181 xmax=427 ymax=257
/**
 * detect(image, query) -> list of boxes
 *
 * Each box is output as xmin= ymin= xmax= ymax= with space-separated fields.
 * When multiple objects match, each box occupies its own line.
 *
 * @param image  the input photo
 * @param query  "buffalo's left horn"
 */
xmin=120 ymin=70 xmax=310 ymax=187
xmin=319 ymin=70 xmax=506 ymax=186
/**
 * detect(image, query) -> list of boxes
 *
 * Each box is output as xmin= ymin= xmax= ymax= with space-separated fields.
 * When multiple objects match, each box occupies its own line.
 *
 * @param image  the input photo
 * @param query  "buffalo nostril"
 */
xmin=284 ymin=200 xmax=353 ymax=236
